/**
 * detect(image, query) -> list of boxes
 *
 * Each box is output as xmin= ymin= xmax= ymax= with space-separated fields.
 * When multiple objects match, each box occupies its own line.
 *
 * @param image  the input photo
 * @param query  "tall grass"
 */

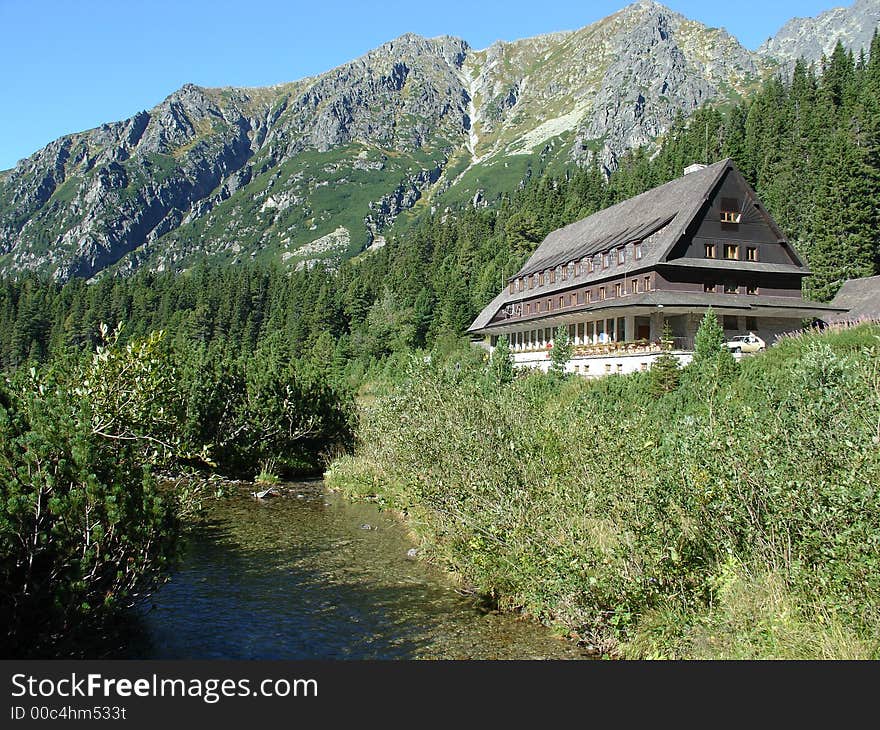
xmin=326 ymin=324 xmax=880 ymax=658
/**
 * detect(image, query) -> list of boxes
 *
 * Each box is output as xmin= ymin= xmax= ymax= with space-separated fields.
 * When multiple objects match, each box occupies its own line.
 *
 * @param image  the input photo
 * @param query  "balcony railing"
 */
xmin=513 ymin=337 xmax=695 ymax=357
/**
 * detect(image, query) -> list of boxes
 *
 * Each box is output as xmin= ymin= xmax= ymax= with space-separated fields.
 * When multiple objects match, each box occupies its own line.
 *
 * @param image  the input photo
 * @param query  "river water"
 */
xmin=127 ymin=481 xmax=589 ymax=660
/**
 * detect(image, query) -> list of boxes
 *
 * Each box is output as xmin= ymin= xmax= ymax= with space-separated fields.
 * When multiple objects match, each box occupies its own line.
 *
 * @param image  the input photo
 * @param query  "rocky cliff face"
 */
xmin=758 ymin=0 xmax=880 ymax=66
xmin=0 ymin=1 xmax=875 ymax=280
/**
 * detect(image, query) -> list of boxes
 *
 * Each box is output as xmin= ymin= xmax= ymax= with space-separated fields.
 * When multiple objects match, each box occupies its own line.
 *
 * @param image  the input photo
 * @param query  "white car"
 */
xmin=724 ymin=333 xmax=766 ymax=354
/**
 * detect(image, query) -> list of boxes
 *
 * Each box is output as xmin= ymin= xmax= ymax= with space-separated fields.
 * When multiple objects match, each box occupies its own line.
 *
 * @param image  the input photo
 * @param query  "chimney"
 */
xmin=684 ymin=163 xmax=707 ymax=176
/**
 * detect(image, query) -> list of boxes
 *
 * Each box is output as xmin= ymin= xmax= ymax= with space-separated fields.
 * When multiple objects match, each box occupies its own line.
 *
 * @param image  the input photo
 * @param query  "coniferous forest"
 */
xmin=2 ymin=38 xmax=880 ymax=657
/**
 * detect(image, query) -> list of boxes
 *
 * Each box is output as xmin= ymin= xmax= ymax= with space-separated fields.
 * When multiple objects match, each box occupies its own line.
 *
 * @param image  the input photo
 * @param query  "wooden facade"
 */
xmin=468 ymin=160 xmax=844 ymax=374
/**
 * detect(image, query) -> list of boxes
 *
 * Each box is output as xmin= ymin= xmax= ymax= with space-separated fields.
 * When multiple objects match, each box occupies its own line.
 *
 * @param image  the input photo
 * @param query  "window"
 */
xmin=634 ymin=243 xmax=643 ymax=260
xmin=586 ymin=289 xmax=592 ymax=303
xmin=615 ymin=283 xmax=622 ymax=298
xmin=616 ymin=363 xmax=623 ymax=373
xmin=599 ymin=287 xmax=606 ymax=300
xmin=644 ymin=276 xmax=651 ymax=292
xmin=618 ymin=248 xmax=626 ymax=265
xmin=530 ymin=275 xmax=536 ymax=289
xmin=704 ymin=282 xmax=716 ymax=293
xmin=561 ymin=266 xmax=568 ymax=282
xmin=571 ymin=294 xmax=577 ymax=307
xmin=525 ymin=303 xmax=530 ymax=315
xmin=724 ymin=244 xmax=739 ymax=260
xmin=631 ymin=280 xmax=638 ymax=295
xmin=603 ymin=252 xmax=611 ymax=269
xmin=721 ymin=198 xmax=742 ymax=224
xmin=509 ymin=282 xmax=514 ymax=294
xmin=547 ymin=270 xmax=553 ymax=284
xmin=587 ymin=258 xmax=594 ymax=274
xmin=746 ymin=247 xmax=758 ymax=262
xmin=558 ymin=296 xmax=564 ymax=308
xmin=723 ymin=316 xmax=738 ymax=330
xmin=605 ymin=363 xmax=612 ymax=373
xmin=746 ymin=317 xmax=758 ymax=330
xmin=640 ymin=362 xmax=648 ymax=372
xmin=704 ymin=243 xmax=716 ymax=259
xmin=747 ymin=284 xmax=758 ymax=295
xmin=724 ymin=282 xmax=738 ymax=294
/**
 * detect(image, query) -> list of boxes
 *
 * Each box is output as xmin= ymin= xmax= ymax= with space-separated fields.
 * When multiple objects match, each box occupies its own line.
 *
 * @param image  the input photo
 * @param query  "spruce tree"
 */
xmin=488 ymin=335 xmax=514 ymax=385
xmin=549 ymin=326 xmax=573 ymax=377
xmin=649 ymin=351 xmax=681 ymax=397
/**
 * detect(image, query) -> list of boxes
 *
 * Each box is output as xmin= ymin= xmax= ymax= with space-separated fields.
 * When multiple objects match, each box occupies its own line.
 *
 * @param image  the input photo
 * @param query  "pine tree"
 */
xmin=693 ymin=308 xmax=726 ymax=365
xmin=549 ymin=326 xmax=573 ymax=377
xmin=488 ymin=335 xmax=514 ymax=385
xmin=649 ymin=351 xmax=681 ymax=397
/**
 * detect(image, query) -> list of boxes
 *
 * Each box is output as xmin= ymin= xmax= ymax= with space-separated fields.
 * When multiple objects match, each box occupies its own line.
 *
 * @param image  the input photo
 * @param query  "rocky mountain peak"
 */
xmin=758 ymin=0 xmax=880 ymax=65
xmin=1 ymin=1 xmax=878 ymax=281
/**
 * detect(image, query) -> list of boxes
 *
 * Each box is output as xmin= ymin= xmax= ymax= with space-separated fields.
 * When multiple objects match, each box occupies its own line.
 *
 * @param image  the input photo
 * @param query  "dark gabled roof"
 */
xmin=468 ymin=159 xmax=808 ymax=334
xmin=513 ymin=158 xmax=732 ymax=281
xmin=827 ymin=275 xmax=880 ymax=322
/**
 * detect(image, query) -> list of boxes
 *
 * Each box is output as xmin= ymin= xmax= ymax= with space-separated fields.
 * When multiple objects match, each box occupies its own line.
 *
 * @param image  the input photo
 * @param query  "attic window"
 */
xmin=724 ymin=244 xmax=740 ymax=261
xmin=746 ymin=247 xmax=758 ymax=262
xmin=618 ymin=248 xmax=626 ymax=265
xmin=721 ymin=198 xmax=742 ymax=224
xmin=704 ymin=243 xmax=716 ymax=259
xmin=603 ymin=252 xmax=611 ymax=269
xmin=634 ymin=243 xmax=643 ymax=260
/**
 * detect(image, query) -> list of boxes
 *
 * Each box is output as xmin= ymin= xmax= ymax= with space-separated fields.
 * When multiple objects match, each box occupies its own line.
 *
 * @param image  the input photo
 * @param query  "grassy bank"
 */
xmin=326 ymin=323 xmax=880 ymax=658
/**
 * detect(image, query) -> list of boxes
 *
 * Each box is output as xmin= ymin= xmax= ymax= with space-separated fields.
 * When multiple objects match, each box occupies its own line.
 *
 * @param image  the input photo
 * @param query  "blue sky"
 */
xmin=0 ymin=0 xmax=840 ymax=170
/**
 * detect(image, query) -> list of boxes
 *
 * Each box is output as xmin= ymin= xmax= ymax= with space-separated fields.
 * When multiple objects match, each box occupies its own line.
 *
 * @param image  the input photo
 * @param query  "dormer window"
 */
xmin=634 ymin=243 xmax=643 ymax=260
xmin=746 ymin=247 xmax=758 ymax=262
xmin=724 ymin=244 xmax=740 ymax=260
xmin=618 ymin=248 xmax=626 ymax=265
xmin=586 ymin=258 xmax=594 ymax=274
xmin=560 ymin=265 xmax=567 ymax=282
xmin=705 ymin=243 xmax=716 ymax=259
xmin=603 ymin=252 xmax=611 ymax=269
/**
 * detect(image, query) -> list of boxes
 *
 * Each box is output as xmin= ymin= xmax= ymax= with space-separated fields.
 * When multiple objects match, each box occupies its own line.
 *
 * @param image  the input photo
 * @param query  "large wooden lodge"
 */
xmin=468 ymin=159 xmax=845 ymax=375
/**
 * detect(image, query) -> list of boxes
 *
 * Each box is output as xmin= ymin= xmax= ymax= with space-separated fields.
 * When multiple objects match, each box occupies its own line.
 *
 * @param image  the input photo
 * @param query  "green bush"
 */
xmin=0 ymin=331 xmax=187 ymax=655
xmin=327 ymin=323 xmax=880 ymax=658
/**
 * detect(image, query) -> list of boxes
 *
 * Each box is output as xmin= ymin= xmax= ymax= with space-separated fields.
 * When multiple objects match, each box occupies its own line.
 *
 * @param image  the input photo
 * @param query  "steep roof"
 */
xmin=468 ymin=159 xmax=805 ymax=334
xmin=513 ymin=158 xmax=732 ymax=281
xmin=827 ymin=275 xmax=880 ymax=322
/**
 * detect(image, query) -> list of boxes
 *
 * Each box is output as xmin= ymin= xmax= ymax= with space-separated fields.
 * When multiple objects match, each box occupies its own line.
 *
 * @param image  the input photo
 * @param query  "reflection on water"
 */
xmin=128 ymin=481 xmax=589 ymax=660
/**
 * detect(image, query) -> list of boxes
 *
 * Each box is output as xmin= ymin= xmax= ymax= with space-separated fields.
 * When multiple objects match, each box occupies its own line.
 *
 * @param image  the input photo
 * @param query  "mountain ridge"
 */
xmin=1 ymin=0 xmax=877 ymax=281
